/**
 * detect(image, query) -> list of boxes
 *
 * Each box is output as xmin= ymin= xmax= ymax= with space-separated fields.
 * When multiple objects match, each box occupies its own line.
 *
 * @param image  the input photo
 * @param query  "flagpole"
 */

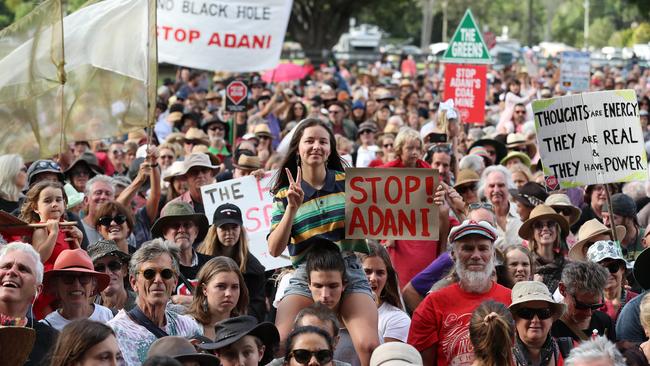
xmin=57 ymin=0 xmax=66 ymax=158
xmin=145 ymin=0 xmax=158 ymax=151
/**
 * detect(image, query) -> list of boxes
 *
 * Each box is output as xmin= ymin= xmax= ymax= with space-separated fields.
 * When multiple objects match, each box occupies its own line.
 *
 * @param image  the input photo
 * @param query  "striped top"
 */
xmin=270 ymin=169 xmax=369 ymax=266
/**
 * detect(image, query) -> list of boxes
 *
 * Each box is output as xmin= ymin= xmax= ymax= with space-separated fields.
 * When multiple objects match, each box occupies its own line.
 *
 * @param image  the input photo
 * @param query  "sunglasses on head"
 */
xmin=60 ymin=273 xmax=93 ymax=285
xmin=600 ymin=260 xmax=623 ymax=274
xmin=514 ymin=307 xmax=553 ymax=320
xmin=98 ymin=214 xmax=127 ymax=227
xmin=95 ymin=260 xmax=122 ymax=273
xmin=468 ymin=202 xmax=494 ymax=212
xmin=289 ymin=349 xmax=334 ymax=364
xmin=138 ymin=268 xmax=175 ymax=280
xmin=572 ymin=294 xmax=604 ymax=311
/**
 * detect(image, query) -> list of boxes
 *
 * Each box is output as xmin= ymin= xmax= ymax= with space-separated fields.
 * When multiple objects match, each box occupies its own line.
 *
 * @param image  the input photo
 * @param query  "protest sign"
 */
xmin=226 ymin=80 xmax=248 ymax=112
xmin=158 ymin=0 xmax=292 ymax=72
xmin=345 ymin=168 xmax=439 ymax=241
xmin=442 ymin=9 xmax=492 ymax=64
xmin=560 ymin=51 xmax=590 ymax=92
xmin=201 ymin=171 xmax=291 ymax=270
xmin=533 ymin=89 xmax=648 ymax=189
xmin=443 ymin=63 xmax=487 ymax=124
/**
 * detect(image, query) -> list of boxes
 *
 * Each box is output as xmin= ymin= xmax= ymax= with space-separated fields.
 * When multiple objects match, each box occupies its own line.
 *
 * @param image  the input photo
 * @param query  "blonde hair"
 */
xmin=198 ymin=225 xmax=250 ymax=273
xmin=0 ymin=154 xmax=24 ymax=201
xmin=640 ymin=294 xmax=650 ymax=331
xmin=508 ymin=163 xmax=533 ymax=182
xmin=393 ymin=127 xmax=422 ymax=158
xmin=469 ymin=300 xmax=515 ymax=366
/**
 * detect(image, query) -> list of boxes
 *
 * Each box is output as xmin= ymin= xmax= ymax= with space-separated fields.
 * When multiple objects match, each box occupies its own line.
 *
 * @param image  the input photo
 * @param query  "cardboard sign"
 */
xmin=226 ymin=80 xmax=248 ymax=112
xmin=442 ymin=9 xmax=492 ymax=64
xmin=157 ymin=0 xmax=293 ymax=72
xmin=533 ymin=89 xmax=648 ymax=189
xmin=443 ymin=63 xmax=487 ymax=124
xmin=345 ymin=168 xmax=440 ymax=241
xmin=560 ymin=51 xmax=590 ymax=92
xmin=200 ymin=171 xmax=291 ymax=270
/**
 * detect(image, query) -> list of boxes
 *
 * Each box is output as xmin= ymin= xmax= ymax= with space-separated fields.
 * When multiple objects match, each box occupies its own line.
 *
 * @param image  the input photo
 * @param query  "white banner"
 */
xmin=560 ymin=51 xmax=590 ymax=92
xmin=157 ymin=0 xmax=293 ymax=72
xmin=201 ymin=171 xmax=291 ymax=270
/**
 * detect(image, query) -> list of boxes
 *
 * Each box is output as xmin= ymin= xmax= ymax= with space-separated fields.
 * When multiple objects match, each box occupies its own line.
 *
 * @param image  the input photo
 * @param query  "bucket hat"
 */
xmin=509 ymin=281 xmax=566 ymax=319
xmin=500 ymin=151 xmax=531 ymax=168
xmin=453 ymin=169 xmax=480 ymax=190
xmin=518 ymin=205 xmax=569 ymax=240
xmin=587 ymin=240 xmax=627 ymax=268
xmin=63 ymin=152 xmax=104 ymax=178
xmin=150 ymin=201 xmax=209 ymax=241
xmin=177 ymin=153 xmax=220 ymax=177
xmin=183 ymin=127 xmax=210 ymax=147
xmin=545 ymin=193 xmax=581 ymax=226
xmin=42 ymin=249 xmax=110 ymax=293
xmin=509 ymin=182 xmax=548 ymax=209
xmin=370 ymin=342 xmax=423 ymax=366
xmin=87 ymin=239 xmax=131 ymax=264
xmin=568 ymin=219 xmax=626 ymax=261
xmin=147 ymin=336 xmax=219 ymax=366
xmin=232 ymin=155 xmax=261 ymax=171
xmin=162 ymin=161 xmax=186 ymax=183
xmin=199 ymin=315 xmax=279 ymax=364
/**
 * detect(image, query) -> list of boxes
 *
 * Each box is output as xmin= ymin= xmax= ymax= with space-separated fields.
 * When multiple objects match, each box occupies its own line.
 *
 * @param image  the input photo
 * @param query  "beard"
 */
xmin=455 ymin=255 xmax=495 ymax=293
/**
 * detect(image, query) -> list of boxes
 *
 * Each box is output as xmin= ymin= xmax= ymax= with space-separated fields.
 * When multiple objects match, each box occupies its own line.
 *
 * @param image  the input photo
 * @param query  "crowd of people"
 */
xmin=1 ymin=55 xmax=650 ymax=366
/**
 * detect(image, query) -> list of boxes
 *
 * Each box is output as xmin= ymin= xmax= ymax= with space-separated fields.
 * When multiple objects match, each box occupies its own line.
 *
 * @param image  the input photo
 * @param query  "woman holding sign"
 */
xmin=267 ymin=118 xmax=379 ymax=366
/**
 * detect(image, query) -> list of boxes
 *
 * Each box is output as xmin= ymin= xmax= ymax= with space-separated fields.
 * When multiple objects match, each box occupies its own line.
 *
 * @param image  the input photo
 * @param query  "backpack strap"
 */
xmin=126 ymin=306 xmax=169 ymax=339
xmin=557 ymin=337 xmax=575 ymax=358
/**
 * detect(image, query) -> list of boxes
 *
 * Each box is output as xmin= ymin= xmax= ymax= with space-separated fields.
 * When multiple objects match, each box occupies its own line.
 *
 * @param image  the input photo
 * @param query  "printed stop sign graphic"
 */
xmin=226 ymin=80 xmax=248 ymax=112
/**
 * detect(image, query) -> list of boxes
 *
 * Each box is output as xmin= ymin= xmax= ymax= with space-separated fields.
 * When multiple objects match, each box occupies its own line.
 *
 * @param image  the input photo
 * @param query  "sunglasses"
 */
xmin=138 ymin=268 xmax=175 ymax=280
xmin=383 ymin=143 xmax=393 ymax=148
xmin=98 ymin=214 xmax=127 ymax=227
xmin=258 ymin=135 xmax=271 ymax=140
xmin=209 ymin=126 xmax=224 ymax=131
xmin=60 ymin=273 xmax=93 ymax=285
xmin=514 ymin=307 xmax=553 ymax=320
xmin=456 ymin=184 xmax=476 ymax=194
xmin=34 ymin=160 xmax=61 ymax=171
xmin=289 ymin=349 xmax=334 ymax=364
xmin=95 ymin=260 xmax=123 ymax=273
xmin=160 ymin=155 xmax=175 ymax=160
xmin=533 ymin=220 xmax=556 ymax=230
xmin=600 ymin=261 xmax=623 ymax=274
xmin=468 ymin=202 xmax=494 ymax=212
xmin=553 ymin=206 xmax=573 ymax=216
xmin=572 ymin=294 xmax=604 ymax=311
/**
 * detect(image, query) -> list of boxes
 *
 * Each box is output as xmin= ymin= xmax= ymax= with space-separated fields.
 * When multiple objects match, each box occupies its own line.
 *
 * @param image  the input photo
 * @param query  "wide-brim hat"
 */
xmin=501 ymin=151 xmax=531 ymax=168
xmin=509 ymin=182 xmax=548 ymax=209
xmin=42 ymin=249 xmax=110 ymax=294
xmin=454 ymin=169 xmax=480 ymax=189
xmin=0 ymin=327 xmax=36 ymax=365
xmin=370 ymin=342 xmax=423 ymax=366
xmin=63 ymin=152 xmax=104 ymax=177
xmin=506 ymin=133 xmax=538 ymax=157
xmin=545 ymin=193 xmax=581 ymax=226
xmin=568 ymin=219 xmax=627 ymax=261
xmin=233 ymin=155 xmax=261 ymax=171
xmin=509 ymin=281 xmax=566 ymax=319
xmin=199 ymin=316 xmax=279 ymax=365
xmin=87 ymin=239 xmax=131 ymax=264
xmin=151 ymin=201 xmax=209 ymax=242
xmin=148 ymin=336 xmax=219 ymax=366
xmin=253 ymin=123 xmax=273 ymax=138
xmin=183 ymin=127 xmax=210 ymax=146
xmin=162 ymin=161 xmax=186 ymax=183
xmin=634 ymin=247 xmax=650 ymax=290
xmin=469 ymin=138 xmax=508 ymax=163
xmin=177 ymin=153 xmax=220 ymax=177
xmin=518 ymin=205 xmax=570 ymax=240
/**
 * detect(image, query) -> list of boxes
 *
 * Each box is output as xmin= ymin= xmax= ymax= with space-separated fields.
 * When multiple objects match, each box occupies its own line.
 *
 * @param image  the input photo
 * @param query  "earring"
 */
xmin=202 ymin=298 xmax=209 ymax=313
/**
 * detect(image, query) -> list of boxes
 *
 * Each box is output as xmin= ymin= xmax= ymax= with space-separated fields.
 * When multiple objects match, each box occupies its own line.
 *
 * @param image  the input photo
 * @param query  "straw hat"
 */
xmin=0 ymin=327 xmax=36 ymax=365
xmin=518 ymin=205 xmax=570 ymax=240
xmin=506 ymin=133 xmax=537 ymax=157
xmin=568 ymin=219 xmax=626 ymax=261
xmin=233 ymin=154 xmax=261 ymax=171
xmin=545 ymin=193 xmax=581 ymax=226
xmin=162 ymin=161 xmax=186 ymax=182
xmin=509 ymin=281 xmax=566 ymax=319
xmin=453 ymin=169 xmax=480 ymax=189
xmin=253 ymin=123 xmax=273 ymax=138
xmin=42 ymin=249 xmax=110 ymax=294
xmin=370 ymin=342 xmax=423 ymax=366
xmin=183 ymin=127 xmax=209 ymax=146
xmin=177 ymin=153 xmax=220 ymax=177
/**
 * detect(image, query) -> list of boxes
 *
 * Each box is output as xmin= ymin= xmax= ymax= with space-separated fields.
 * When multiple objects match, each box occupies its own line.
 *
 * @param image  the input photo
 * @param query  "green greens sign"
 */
xmin=442 ymin=9 xmax=492 ymax=64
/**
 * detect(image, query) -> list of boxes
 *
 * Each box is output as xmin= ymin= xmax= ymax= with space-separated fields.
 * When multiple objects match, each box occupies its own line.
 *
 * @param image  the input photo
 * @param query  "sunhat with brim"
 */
xmin=0 ymin=327 xmax=36 ymax=365
xmin=177 ymin=153 xmax=220 ymax=177
xmin=509 ymin=182 xmax=548 ymax=209
xmin=253 ymin=123 xmax=273 ymax=138
xmin=500 ymin=151 xmax=531 ymax=168
xmin=518 ymin=205 xmax=569 ymax=240
xmin=63 ymin=152 xmax=104 ymax=177
xmin=545 ymin=193 xmax=581 ymax=226
xmin=150 ymin=201 xmax=209 ymax=242
xmin=358 ymin=121 xmax=378 ymax=135
xmin=468 ymin=146 xmax=491 ymax=166
xmin=87 ymin=239 xmax=131 ymax=264
xmin=370 ymin=342 xmax=423 ymax=366
xmin=147 ymin=336 xmax=219 ymax=366
xmin=587 ymin=240 xmax=627 ymax=268
xmin=63 ymin=182 xmax=84 ymax=209
xmin=507 ymin=132 xmax=538 ymax=156
xmin=634 ymin=247 xmax=650 ymax=290
xmin=453 ymin=169 xmax=480 ymax=189
xmin=162 ymin=161 xmax=186 ymax=183
xmin=448 ymin=220 xmax=498 ymax=243
xmin=199 ymin=315 xmax=279 ymax=365
xmin=469 ymin=138 xmax=508 ymax=163
xmin=233 ymin=155 xmax=261 ymax=171
xmin=509 ymin=281 xmax=566 ymax=319
xmin=42 ymin=248 xmax=110 ymax=294
xmin=568 ymin=219 xmax=626 ymax=261
xmin=183 ymin=127 xmax=210 ymax=146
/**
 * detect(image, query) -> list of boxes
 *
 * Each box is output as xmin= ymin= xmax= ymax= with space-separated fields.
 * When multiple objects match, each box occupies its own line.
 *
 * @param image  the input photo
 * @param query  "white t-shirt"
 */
xmin=355 ymin=145 xmax=380 ymax=168
xmin=378 ymin=302 xmax=411 ymax=342
xmin=41 ymin=304 xmax=114 ymax=331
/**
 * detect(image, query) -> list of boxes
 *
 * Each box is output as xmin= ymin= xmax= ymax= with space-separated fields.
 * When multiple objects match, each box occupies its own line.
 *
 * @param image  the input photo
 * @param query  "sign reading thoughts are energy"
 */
xmin=442 ymin=9 xmax=492 ymax=64
xmin=533 ymin=90 xmax=648 ymax=189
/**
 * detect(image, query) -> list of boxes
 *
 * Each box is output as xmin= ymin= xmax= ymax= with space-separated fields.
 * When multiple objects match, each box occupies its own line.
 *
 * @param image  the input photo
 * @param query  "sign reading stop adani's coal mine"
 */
xmin=157 ymin=0 xmax=293 ymax=72
xmin=533 ymin=89 xmax=648 ymax=189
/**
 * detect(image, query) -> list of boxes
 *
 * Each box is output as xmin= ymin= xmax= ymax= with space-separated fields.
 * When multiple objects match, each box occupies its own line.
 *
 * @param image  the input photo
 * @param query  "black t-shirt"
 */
xmin=177 ymin=251 xmax=212 ymax=294
xmin=25 ymin=319 xmax=58 ymax=366
xmin=243 ymin=254 xmax=267 ymax=322
xmin=551 ymin=311 xmax=616 ymax=342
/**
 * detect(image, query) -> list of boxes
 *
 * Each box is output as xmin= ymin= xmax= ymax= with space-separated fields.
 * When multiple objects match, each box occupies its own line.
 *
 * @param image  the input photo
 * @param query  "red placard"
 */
xmin=226 ymin=80 xmax=248 ymax=112
xmin=443 ymin=64 xmax=487 ymax=125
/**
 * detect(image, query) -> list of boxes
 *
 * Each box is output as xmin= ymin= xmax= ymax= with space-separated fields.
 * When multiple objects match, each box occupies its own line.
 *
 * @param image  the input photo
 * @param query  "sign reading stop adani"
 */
xmin=533 ymin=89 xmax=648 ymax=190
xmin=200 ymin=171 xmax=291 ymax=270
xmin=345 ymin=168 xmax=440 ymax=241
xmin=157 ymin=0 xmax=293 ymax=72
xmin=444 ymin=64 xmax=487 ymax=124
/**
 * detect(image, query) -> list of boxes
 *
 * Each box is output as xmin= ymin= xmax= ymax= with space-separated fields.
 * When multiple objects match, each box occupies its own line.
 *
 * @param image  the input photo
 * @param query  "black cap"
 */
xmin=213 ymin=203 xmax=243 ymax=228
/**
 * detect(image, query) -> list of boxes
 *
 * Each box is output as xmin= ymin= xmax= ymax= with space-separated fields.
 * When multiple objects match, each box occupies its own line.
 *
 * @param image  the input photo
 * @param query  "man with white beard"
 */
xmin=407 ymin=220 xmax=512 ymax=366
xmin=480 ymin=165 xmax=523 ymax=250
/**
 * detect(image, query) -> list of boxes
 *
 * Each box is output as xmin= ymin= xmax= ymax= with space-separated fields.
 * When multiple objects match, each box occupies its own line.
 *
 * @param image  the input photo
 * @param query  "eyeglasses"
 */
xmin=571 ymin=294 xmax=604 ymax=311
xmin=60 ymin=273 xmax=93 ymax=285
xmin=138 ymin=268 xmax=175 ymax=280
xmin=468 ymin=202 xmax=494 ymax=212
xmin=169 ymin=221 xmax=196 ymax=231
xmin=209 ymin=126 xmax=224 ymax=131
xmin=514 ymin=307 xmax=553 ymax=320
xmin=184 ymin=139 xmax=202 ymax=146
xmin=258 ymin=135 xmax=271 ymax=140
xmin=111 ymin=149 xmax=124 ymax=155
xmin=383 ymin=143 xmax=393 ymax=148
xmin=289 ymin=349 xmax=334 ymax=364
xmin=533 ymin=220 xmax=557 ymax=230
xmin=600 ymin=260 xmax=623 ymax=274
xmin=95 ymin=260 xmax=123 ymax=273
xmin=160 ymin=155 xmax=175 ymax=160
xmin=187 ymin=167 xmax=212 ymax=177
xmin=456 ymin=184 xmax=477 ymax=194
xmin=98 ymin=214 xmax=127 ymax=227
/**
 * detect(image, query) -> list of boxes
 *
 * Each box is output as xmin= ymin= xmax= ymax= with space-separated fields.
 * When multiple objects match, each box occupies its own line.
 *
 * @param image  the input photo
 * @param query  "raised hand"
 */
xmin=286 ymin=167 xmax=304 ymax=210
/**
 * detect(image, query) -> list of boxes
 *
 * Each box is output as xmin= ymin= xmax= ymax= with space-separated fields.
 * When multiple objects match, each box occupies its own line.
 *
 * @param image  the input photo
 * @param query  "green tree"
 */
xmin=632 ymin=22 xmax=650 ymax=44
xmin=588 ymin=17 xmax=615 ymax=48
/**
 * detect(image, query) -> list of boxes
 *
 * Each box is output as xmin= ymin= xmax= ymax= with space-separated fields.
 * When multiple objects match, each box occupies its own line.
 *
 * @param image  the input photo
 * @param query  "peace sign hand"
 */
xmin=286 ymin=167 xmax=304 ymax=211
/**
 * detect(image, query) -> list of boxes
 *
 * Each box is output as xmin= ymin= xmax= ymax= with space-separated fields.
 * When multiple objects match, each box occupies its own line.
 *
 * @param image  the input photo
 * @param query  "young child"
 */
xmin=20 ymin=181 xmax=83 ymax=319
xmin=199 ymin=315 xmax=279 ymax=366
